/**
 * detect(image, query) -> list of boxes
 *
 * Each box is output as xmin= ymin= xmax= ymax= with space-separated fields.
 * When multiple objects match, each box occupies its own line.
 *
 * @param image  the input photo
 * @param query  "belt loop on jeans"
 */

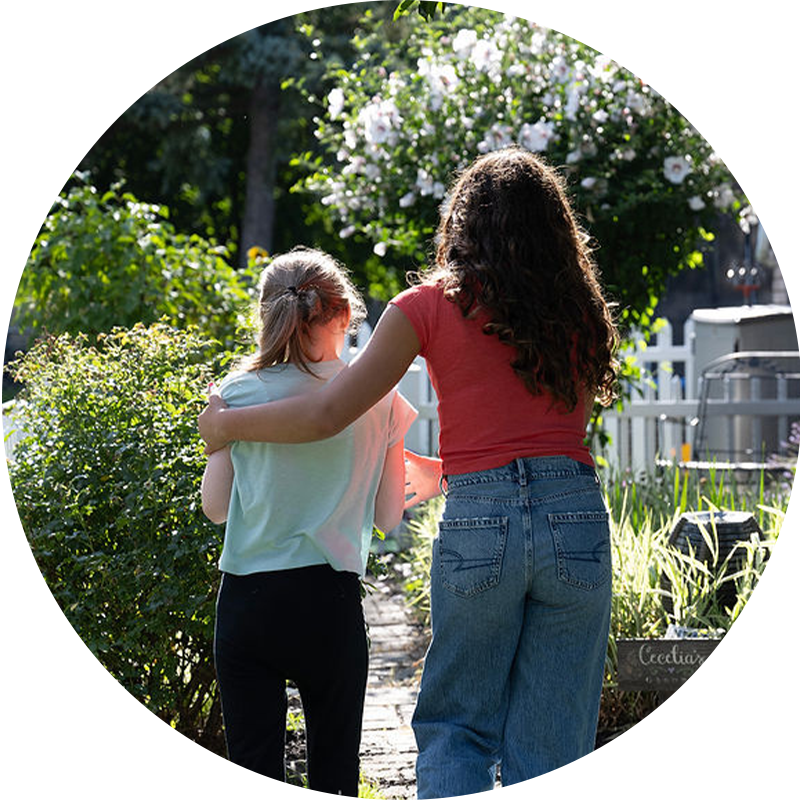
xmin=515 ymin=457 xmax=528 ymax=486
xmin=439 ymin=474 xmax=449 ymax=496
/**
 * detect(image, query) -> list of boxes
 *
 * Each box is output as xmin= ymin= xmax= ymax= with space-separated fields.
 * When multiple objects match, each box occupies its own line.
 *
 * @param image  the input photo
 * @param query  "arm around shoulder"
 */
xmin=202 ymin=303 xmax=421 ymax=445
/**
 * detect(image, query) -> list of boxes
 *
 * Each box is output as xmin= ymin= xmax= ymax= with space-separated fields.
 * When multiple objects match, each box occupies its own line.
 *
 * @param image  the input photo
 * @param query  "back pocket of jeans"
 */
xmin=437 ymin=517 xmax=508 ymax=598
xmin=548 ymin=511 xmax=611 ymax=591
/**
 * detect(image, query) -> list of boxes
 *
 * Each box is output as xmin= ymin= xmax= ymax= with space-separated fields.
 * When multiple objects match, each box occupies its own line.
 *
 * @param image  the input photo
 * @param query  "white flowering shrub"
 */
xmin=299 ymin=7 xmax=749 ymax=326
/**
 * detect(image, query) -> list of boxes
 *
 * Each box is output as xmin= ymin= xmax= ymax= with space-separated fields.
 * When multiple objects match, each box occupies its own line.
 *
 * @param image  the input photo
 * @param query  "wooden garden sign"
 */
xmin=616 ymin=638 xmax=721 ymax=692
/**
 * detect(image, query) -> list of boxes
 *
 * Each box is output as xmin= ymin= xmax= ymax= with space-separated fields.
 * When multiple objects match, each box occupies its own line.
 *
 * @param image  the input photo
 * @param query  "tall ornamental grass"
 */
xmin=402 ymin=465 xmax=787 ymax=738
xmin=601 ymin=468 xmax=782 ymax=736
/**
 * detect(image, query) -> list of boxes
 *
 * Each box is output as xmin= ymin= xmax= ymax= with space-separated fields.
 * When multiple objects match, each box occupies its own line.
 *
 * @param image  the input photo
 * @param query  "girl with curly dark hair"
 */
xmin=200 ymin=147 xmax=619 ymax=797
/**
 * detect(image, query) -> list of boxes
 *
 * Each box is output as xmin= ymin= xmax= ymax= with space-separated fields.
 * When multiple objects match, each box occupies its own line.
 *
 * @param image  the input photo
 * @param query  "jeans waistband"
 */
xmin=444 ymin=455 xmax=596 ymax=491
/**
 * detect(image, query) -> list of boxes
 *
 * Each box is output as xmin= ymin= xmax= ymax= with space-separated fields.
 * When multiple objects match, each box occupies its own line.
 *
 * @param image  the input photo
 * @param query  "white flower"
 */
xmin=418 ymin=58 xmax=459 ymax=111
xmin=470 ymin=38 xmax=502 ymax=75
xmin=342 ymin=156 xmax=366 ymax=176
xmin=373 ymin=241 xmax=387 ymax=257
xmin=478 ymin=123 xmax=514 ymax=153
xmin=343 ymin=124 xmax=358 ymax=150
xmin=399 ymin=191 xmax=416 ymax=208
xmin=518 ymin=120 xmax=555 ymax=153
xmin=414 ymin=167 xmax=434 ymax=197
xmin=453 ymin=28 xmax=478 ymax=58
xmin=550 ymin=55 xmax=572 ymax=84
xmin=418 ymin=57 xmax=458 ymax=89
xmin=581 ymin=177 xmax=597 ymax=190
xmin=589 ymin=55 xmax=616 ymax=84
xmin=327 ymin=87 xmax=345 ymax=119
xmin=713 ymin=183 xmax=736 ymax=210
xmin=565 ymin=89 xmax=581 ymax=121
xmin=339 ymin=225 xmax=356 ymax=239
xmin=566 ymin=149 xmax=582 ymax=164
xmin=364 ymin=162 xmax=381 ymax=181
xmin=688 ymin=195 xmax=706 ymax=211
xmin=626 ymin=91 xmax=648 ymax=115
xmin=663 ymin=155 xmax=692 ymax=185
xmin=358 ymin=98 xmax=400 ymax=146
xmin=592 ymin=108 xmax=609 ymax=124
xmin=738 ymin=206 xmax=758 ymax=234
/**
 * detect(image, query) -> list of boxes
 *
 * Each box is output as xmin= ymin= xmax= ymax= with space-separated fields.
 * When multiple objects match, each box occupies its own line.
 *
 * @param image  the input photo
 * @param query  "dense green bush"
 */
xmin=6 ymin=322 xmax=228 ymax=752
xmin=402 ymin=466 xmax=784 ymax=742
xmin=14 ymin=173 xmax=256 ymax=349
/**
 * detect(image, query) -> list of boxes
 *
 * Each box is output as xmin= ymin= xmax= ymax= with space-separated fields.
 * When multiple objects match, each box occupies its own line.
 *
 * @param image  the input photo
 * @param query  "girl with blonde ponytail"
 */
xmin=201 ymin=246 xmax=416 ymax=795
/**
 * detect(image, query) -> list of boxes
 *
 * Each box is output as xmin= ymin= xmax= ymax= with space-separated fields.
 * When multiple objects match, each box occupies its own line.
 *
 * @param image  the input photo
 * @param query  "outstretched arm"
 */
xmin=199 ymin=304 xmax=421 ymax=450
xmin=404 ymin=450 xmax=443 ymax=509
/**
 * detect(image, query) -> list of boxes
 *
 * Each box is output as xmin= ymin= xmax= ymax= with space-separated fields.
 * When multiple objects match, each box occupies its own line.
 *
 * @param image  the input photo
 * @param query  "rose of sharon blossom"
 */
xmin=663 ymin=155 xmax=691 ymax=185
xmin=470 ymin=37 xmax=502 ymax=75
xmin=518 ymin=121 xmax=555 ymax=153
xmin=327 ymin=87 xmax=345 ymax=119
xmin=358 ymin=99 xmax=401 ymax=146
xmin=307 ymin=14 xmax=744 ymax=262
xmin=452 ymin=28 xmax=478 ymax=59
xmin=478 ymin=123 xmax=514 ymax=153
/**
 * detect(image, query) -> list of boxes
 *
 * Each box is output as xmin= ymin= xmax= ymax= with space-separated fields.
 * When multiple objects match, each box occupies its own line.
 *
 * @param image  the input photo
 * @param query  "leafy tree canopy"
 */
xmin=3 ymin=0 xmax=300 ymax=238
xmin=395 ymin=0 xmax=800 ymax=104
xmin=15 ymin=173 xmax=257 ymax=349
xmin=3 ymin=0 xmax=393 ymax=276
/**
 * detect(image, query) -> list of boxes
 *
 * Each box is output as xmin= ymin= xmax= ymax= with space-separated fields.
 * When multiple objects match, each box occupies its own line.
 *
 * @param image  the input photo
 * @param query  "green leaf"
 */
xmin=394 ymin=0 xmax=417 ymax=20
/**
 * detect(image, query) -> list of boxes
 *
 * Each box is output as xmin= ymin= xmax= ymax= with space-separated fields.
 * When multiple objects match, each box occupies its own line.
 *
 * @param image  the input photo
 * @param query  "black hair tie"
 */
xmin=286 ymin=286 xmax=299 ymax=296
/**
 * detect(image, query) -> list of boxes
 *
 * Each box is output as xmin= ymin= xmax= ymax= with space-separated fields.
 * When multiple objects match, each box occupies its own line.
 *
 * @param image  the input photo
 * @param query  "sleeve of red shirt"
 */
xmin=390 ymin=284 xmax=436 ymax=357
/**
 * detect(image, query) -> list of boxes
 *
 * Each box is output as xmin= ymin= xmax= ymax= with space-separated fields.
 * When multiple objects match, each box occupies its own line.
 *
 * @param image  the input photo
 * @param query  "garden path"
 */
xmin=361 ymin=577 xmax=800 ymax=800
xmin=360 ymin=576 xmax=426 ymax=800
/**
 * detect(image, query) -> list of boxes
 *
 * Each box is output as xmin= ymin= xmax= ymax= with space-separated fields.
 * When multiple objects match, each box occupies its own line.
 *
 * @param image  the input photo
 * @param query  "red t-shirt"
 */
xmin=391 ymin=283 xmax=593 ymax=476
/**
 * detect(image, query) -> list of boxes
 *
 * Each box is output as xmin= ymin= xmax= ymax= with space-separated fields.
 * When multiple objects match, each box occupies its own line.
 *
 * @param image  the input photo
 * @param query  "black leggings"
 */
xmin=213 ymin=565 xmax=369 ymax=796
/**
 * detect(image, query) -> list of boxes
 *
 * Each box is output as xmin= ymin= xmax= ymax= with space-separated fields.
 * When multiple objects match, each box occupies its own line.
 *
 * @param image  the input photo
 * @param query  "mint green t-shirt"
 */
xmin=218 ymin=359 xmax=416 ymax=577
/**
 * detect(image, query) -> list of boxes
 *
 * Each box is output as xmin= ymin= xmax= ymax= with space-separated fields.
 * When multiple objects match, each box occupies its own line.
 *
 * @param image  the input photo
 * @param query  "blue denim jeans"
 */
xmin=412 ymin=456 xmax=612 ymax=797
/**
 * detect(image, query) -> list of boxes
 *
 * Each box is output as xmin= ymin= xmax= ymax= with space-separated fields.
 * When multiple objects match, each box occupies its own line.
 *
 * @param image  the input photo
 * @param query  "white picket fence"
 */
xmin=5 ymin=318 xmax=797 ymax=475
xmin=599 ymin=320 xmax=699 ymax=474
xmin=350 ymin=317 xmax=800 ymax=476
xmin=599 ymin=320 xmax=800 ymax=474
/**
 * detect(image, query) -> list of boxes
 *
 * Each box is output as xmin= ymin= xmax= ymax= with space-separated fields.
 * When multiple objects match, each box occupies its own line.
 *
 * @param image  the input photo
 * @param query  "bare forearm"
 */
xmin=216 ymin=392 xmax=340 ymax=444
xmin=374 ymin=442 xmax=406 ymax=533
xmin=201 ymin=447 xmax=233 ymax=524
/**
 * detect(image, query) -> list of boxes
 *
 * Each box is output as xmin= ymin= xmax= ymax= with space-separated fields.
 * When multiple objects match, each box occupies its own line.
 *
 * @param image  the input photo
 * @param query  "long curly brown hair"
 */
xmin=422 ymin=146 xmax=619 ymax=411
